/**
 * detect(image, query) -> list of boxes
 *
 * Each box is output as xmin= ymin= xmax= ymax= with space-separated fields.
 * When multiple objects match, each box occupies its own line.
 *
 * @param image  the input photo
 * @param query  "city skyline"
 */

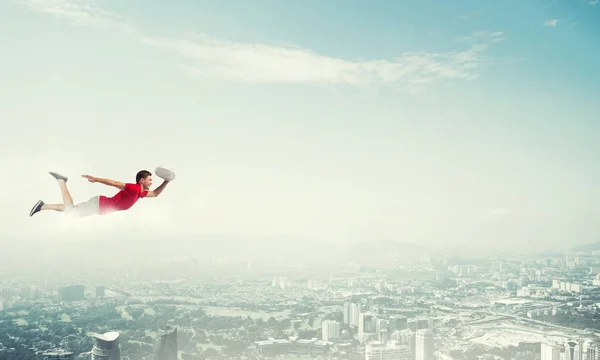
xmin=3 ymin=247 xmax=600 ymax=359
xmin=1 ymin=0 xmax=600 ymax=250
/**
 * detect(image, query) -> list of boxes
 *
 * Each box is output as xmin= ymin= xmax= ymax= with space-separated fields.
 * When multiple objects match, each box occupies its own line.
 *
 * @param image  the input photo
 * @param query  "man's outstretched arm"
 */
xmin=82 ymin=175 xmax=126 ymax=190
xmin=146 ymin=180 xmax=169 ymax=198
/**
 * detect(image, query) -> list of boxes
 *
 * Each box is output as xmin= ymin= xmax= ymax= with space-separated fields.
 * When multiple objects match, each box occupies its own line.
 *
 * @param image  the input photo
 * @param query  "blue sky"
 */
xmin=1 ymin=0 xmax=599 ymax=251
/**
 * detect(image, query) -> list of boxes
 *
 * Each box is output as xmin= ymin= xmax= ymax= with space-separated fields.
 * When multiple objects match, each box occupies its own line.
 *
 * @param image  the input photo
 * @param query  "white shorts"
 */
xmin=65 ymin=196 xmax=100 ymax=218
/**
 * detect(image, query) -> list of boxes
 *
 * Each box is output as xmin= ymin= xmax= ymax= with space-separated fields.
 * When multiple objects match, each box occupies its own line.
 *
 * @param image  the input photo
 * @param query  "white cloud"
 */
xmin=142 ymin=35 xmax=496 ymax=86
xmin=456 ymin=31 xmax=505 ymax=44
xmin=19 ymin=0 xmax=138 ymax=33
xmin=18 ymin=0 xmax=505 ymax=88
xmin=544 ymin=19 xmax=560 ymax=27
xmin=586 ymin=0 xmax=598 ymax=5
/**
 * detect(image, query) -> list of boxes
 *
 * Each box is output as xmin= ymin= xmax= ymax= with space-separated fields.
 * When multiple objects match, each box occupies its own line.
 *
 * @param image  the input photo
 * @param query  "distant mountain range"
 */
xmin=570 ymin=241 xmax=600 ymax=253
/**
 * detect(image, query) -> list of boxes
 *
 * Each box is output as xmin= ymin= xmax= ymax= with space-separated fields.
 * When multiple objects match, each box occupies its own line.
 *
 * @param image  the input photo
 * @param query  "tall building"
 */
xmin=541 ymin=343 xmax=561 ymax=360
xmin=153 ymin=325 xmax=178 ymax=360
xmin=584 ymin=341 xmax=600 ymax=360
xmin=375 ymin=319 xmax=387 ymax=334
xmin=398 ymin=329 xmax=416 ymax=356
xmin=564 ymin=339 xmax=582 ymax=360
xmin=375 ymin=318 xmax=387 ymax=343
xmin=415 ymin=329 xmax=434 ymax=360
xmin=20 ymin=285 xmax=39 ymax=300
xmin=0 ymin=287 xmax=12 ymax=302
xmin=407 ymin=319 xmax=418 ymax=331
xmin=321 ymin=320 xmax=341 ymax=342
xmin=427 ymin=317 xmax=434 ymax=330
xmin=349 ymin=303 xmax=362 ymax=327
xmin=91 ymin=331 xmax=120 ymax=360
xmin=365 ymin=341 xmax=412 ymax=360
xmin=359 ymin=313 xmax=374 ymax=336
xmin=379 ymin=329 xmax=389 ymax=345
xmin=58 ymin=285 xmax=85 ymax=302
xmin=343 ymin=302 xmax=350 ymax=324
xmin=389 ymin=316 xmax=408 ymax=332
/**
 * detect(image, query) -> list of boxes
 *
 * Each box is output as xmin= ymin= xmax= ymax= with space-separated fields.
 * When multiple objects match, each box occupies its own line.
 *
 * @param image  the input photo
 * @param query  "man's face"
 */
xmin=140 ymin=175 xmax=153 ymax=190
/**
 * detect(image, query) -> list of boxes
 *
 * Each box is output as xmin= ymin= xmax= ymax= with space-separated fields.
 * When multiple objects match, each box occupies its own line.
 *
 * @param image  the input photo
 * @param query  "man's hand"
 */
xmin=82 ymin=175 xmax=97 ymax=183
xmin=82 ymin=175 xmax=125 ymax=189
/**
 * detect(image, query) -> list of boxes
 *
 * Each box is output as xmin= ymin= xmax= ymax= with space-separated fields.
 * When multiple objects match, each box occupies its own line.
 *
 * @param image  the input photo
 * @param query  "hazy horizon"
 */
xmin=2 ymin=0 xmax=600 ymax=253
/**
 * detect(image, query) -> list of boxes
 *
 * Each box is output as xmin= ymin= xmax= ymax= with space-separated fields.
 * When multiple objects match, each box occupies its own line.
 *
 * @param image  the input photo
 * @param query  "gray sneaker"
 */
xmin=49 ymin=171 xmax=68 ymax=182
xmin=30 ymin=200 xmax=44 ymax=217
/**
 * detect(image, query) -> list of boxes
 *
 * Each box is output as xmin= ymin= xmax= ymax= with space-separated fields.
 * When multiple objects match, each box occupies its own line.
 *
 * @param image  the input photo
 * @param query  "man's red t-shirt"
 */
xmin=98 ymin=183 xmax=148 ymax=215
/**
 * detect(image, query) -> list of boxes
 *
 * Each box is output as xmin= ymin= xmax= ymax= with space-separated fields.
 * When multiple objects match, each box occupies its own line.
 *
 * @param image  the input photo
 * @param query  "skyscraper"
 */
xmin=564 ymin=339 xmax=582 ymax=360
xmin=398 ymin=329 xmax=416 ymax=356
xmin=415 ymin=329 xmax=434 ymax=360
xmin=58 ymin=285 xmax=85 ymax=302
xmin=359 ymin=312 xmax=374 ymax=336
xmin=350 ymin=303 xmax=362 ymax=327
xmin=343 ymin=302 xmax=350 ymax=324
xmin=541 ymin=342 xmax=561 ymax=360
xmin=321 ymin=320 xmax=340 ymax=342
xmin=584 ymin=341 xmax=600 ymax=360
xmin=389 ymin=316 xmax=408 ymax=332
xmin=153 ymin=325 xmax=178 ymax=360
xmin=91 ymin=331 xmax=120 ymax=360
xmin=365 ymin=341 xmax=411 ymax=360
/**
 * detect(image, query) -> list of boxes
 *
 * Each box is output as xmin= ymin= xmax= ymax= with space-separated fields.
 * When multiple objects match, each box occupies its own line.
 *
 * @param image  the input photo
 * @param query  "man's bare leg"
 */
xmin=29 ymin=171 xmax=72 ymax=217
xmin=49 ymin=172 xmax=73 ymax=206
xmin=41 ymin=203 xmax=65 ymax=212
xmin=56 ymin=180 xmax=73 ymax=206
xmin=30 ymin=201 xmax=66 ymax=216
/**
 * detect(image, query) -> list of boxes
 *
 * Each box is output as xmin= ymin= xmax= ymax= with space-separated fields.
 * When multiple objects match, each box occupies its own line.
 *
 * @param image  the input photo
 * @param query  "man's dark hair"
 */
xmin=136 ymin=170 xmax=152 ymax=183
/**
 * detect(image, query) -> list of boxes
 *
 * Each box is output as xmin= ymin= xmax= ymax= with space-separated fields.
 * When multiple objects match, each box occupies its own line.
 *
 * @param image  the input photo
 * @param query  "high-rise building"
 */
xmin=0 ymin=287 xmax=12 ymax=302
xmin=415 ymin=319 xmax=429 ymax=330
xmin=349 ymin=303 xmax=362 ymax=327
xmin=389 ymin=316 xmax=408 ymax=332
xmin=398 ymin=328 xmax=416 ymax=356
xmin=415 ymin=329 xmax=434 ymax=360
xmin=359 ymin=313 xmax=374 ymax=336
xmin=407 ymin=319 xmax=418 ymax=331
xmin=153 ymin=325 xmax=178 ymax=360
xmin=321 ymin=320 xmax=341 ymax=342
xmin=375 ymin=319 xmax=387 ymax=334
xmin=91 ymin=331 xmax=120 ymax=360
xmin=59 ymin=285 xmax=85 ymax=302
xmin=541 ymin=342 xmax=561 ymax=360
xmin=564 ymin=339 xmax=582 ymax=360
xmin=379 ymin=329 xmax=389 ymax=345
xmin=343 ymin=302 xmax=350 ymax=324
xmin=584 ymin=341 xmax=600 ymax=360
xmin=365 ymin=341 xmax=411 ymax=360
xmin=427 ymin=318 xmax=434 ymax=330
xmin=20 ymin=285 xmax=39 ymax=300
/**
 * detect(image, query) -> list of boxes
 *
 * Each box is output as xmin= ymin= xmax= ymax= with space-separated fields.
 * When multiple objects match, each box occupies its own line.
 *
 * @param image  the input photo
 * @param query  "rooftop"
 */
xmin=93 ymin=331 xmax=120 ymax=342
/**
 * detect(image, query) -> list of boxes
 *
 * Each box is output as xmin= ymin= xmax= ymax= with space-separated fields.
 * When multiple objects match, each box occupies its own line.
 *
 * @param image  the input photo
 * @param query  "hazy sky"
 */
xmin=1 ymin=0 xmax=599 ymax=250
